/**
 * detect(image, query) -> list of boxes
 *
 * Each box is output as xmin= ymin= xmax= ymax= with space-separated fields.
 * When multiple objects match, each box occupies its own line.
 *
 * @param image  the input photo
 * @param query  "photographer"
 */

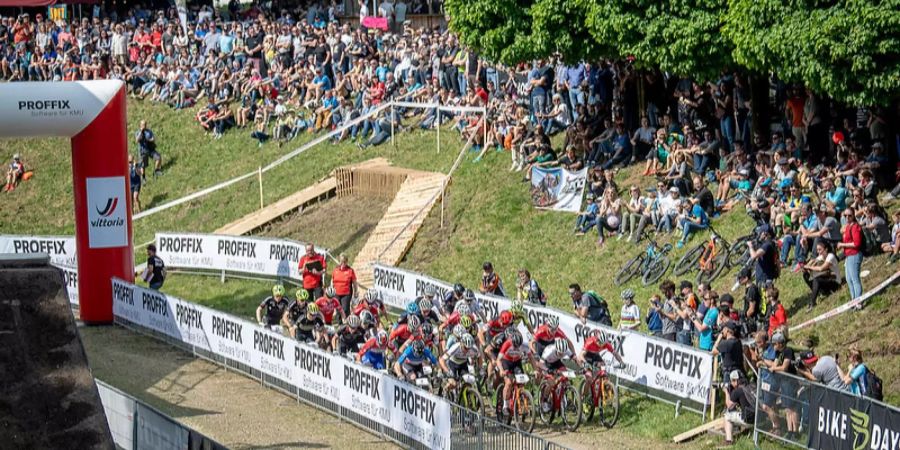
xmin=713 ymin=322 xmax=745 ymax=380
xmin=736 ymin=267 xmax=763 ymax=334
xmin=135 ymin=120 xmax=162 ymax=178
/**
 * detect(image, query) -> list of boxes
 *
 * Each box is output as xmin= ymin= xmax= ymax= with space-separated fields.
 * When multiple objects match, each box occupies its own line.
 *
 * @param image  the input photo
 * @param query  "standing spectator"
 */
xmin=479 ymin=261 xmax=505 ymax=297
xmin=394 ymin=1 xmax=408 ymax=33
xmin=331 ymin=254 xmax=357 ymax=316
xmin=618 ymin=289 xmax=640 ymax=331
xmin=658 ymin=280 xmax=679 ymax=342
xmin=693 ymin=289 xmax=718 ymax=351
xmin=837 ymin=207 xmax=864 ymax=299
xmin=140 ymin=244 xmax=166 ymax=290
xmin=515 ymin=269 xmax=546 ymax=306
xmin=797 ymin=350 xmax=847 ymax=391
xmin=645 ymin=295 xmax=663 ymax=337
xmin=801 ymin=241 xmax=841 ymax=310
xmin=758 ymin=332 xmax=801 ymax=441
xmin=569 ymin=284 xmax=612 ymax=325
xmin=128 ymin=155 xmax=143 ymax=212
xmin=765 ymin=286 xmax=788 ymax=336
xmin=299 ymin=244 xmax=328 ymax=299
xmin=747 ymin=224 xmax=779 ymax=286
xmin=713 ymin=323 xmax=745 ymax=379
xmin=736 ymin=267 xmax=762 ymax=334
xmin=135 ymin=120 xmax=162 ymax=178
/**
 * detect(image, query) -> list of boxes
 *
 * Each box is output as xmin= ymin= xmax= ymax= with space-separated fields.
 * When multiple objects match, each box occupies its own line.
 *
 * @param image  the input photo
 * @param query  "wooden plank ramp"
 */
xmin=354 ymin=172 xmax=447 ymax=289
xmin=215 ymin=177 xmax=337 ymax=236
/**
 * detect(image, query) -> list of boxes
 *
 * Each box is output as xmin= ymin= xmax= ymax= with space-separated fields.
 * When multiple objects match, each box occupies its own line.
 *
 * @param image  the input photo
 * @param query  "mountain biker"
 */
xmin=394 ymin=340 xmax=437 ymax=381
xmin=440 ymin=283 xmax=466 ymax=319
xmin=497 ymin=330 xmax=534 ymax=416
xmin=576 ymin=329 xmax=625 ymax=369
xmin=359 ymin=309 xmax=379 ymax=337
xmin=397 ymin=300 xmax=421 ymax=326
xmin=479 ymin=310 xmax=513 ymax=347
xmin=509 ymin=300 xmax=535 ymax=334
xmin=357 ymin=330 xmax=389 ymax=370
xmin=293 ymin=303 xmax=325 ymax=343
xmin=417 ymin=297 xmax=441 ymax=324
xmin=353 ymin=290 xmax=388 ymax=326
xmin=257 ymin=285 xmax=289 ymax=331
xmin=459 ymin=289 xmax=487 ymax=322
xmin=315 ymin=286 xmax=346 ymax=325
xmin=568 ymin=284 xmax=612 ymax=325
xmin=332 ymin=314 xmax=367 ymax=355
xmin=282 ymin=288 xmax=311 ymax=331
xmin=438 ymin=302 xmax=476 ymax=335
xmin=530 ymin=316 xmax=572 ymax=361
xmin=389 ymin=314 xmax=421 ymax=353
xmin=539 ymin=337 xmax=574 ymax=375
xmin=439 ymin=333 xmax=482 ymax=393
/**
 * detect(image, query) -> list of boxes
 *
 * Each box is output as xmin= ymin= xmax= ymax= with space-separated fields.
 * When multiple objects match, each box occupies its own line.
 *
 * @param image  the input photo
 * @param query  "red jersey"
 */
xmin=357 ymin=336 xmax=386 ymax=358
xmin=583 ymin=336 xmax=614 ymax=355
xmin=299 ymin=253 xmax=327 ymax=289
xmin=389 ymin=324 xmax=412 ymax=345
xmin=486 ymin=318 xmax=506 ymax=337
xmin=331 ymin=265 xmax=356 ymax=296
xmin=315 ymin=296 xmax=342 ymax=323
xmin=499 ymin=339 xmax=528 ymax=362
xmin=533 ymin=324 xmax=566 ymax=343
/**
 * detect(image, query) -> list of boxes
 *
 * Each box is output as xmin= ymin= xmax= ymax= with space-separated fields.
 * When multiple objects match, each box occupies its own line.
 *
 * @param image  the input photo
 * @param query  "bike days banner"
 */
xmin=371 ymin=263 xmax=713 ymax=405
xmin=0 ymin=234 xmax=79 ymax=305
xmin=529 ymin=167 xmax=586 ymax=213
xmin=155 ymin=232 xmax=329 ymax=282
xmin=807 ymin=383 xmax=900 ymax=450
xmin=110 ymin=278 xmax=451 ymax=450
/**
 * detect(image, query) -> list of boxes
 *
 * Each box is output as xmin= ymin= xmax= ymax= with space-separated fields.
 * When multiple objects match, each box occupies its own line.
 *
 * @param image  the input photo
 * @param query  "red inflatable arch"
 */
xmin=0 ymin=80 xmax=133 ymax=324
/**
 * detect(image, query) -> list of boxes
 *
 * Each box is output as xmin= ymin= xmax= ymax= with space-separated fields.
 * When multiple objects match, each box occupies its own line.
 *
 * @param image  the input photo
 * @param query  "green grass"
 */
xmin=4 ymin=99 xmax=897 ymax=448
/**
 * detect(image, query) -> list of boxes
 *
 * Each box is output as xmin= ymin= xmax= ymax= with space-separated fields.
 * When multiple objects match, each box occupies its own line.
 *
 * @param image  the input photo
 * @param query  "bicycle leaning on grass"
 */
xmin=614 ymin=232 xmax=674 ymax=286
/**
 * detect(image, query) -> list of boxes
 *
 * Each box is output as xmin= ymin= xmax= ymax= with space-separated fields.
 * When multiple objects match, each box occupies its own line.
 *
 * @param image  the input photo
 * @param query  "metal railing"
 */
xmin=113 ymin=314 xmax=571 ymax=450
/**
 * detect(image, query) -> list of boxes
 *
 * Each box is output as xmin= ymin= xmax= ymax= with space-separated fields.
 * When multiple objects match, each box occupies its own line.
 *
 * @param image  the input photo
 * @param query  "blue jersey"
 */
xmin=397 ymin=346 xmax=437 ymax=366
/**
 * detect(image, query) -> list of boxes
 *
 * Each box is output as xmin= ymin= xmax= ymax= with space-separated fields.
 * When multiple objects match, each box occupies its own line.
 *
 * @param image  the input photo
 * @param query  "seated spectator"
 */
xmin=888 ymin=211 xmax=900 ymax=262
xmin=538 ymin=93 xmax=570 ymax=135
xmin=657 ymin=187 xmax=682 ymax=234
xmin=623 ymin=185 xmax=651 ymax=242
xmin=677 ymin=197 xmax=709 ymax=248
xmin=801 ymin=241 xmax=841 ymax=310
xmin=596 ymin=187 xmax=623 ymax=246
xmin=861 ymin=203 xmax=891 ymax=254
xmin=780 ymin=203 xmax=816 ymax=270
xmin=4 ymin=153 xmax=25 ymax=192
xmin=574 ymin=197 xmax=601 ymax=235
xmin=841 ymin=348 xmax=870 ymax=396
xmin=557 ymin=145 xmax=583 ymax=171
xmin=722 ymin=370 xmax=756 ymax=447
xmin=522 ymin=144 xmax=557 ymax=182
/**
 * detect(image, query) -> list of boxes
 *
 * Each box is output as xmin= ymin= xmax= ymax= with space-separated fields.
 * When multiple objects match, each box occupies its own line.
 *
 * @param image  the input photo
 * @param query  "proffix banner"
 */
xmin=0 ymin=235 xmax=79 ymax=305
xmin=371 ymin=263 xmax=713 ymax=404
xmin=110 ymin=279 xmax=451 ymax=449
xmin=808 ymin=384 xmax=900 ymax=450
xmin=530 ymin=167 xmax=586 ymax=213
xmin=154 ymin=232 xmax=328 ymax=282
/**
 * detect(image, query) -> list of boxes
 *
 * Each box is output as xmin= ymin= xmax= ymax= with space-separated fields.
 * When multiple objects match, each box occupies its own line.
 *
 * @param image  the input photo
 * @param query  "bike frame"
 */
xmin=543 ymin=372 xmax=570 ymax=412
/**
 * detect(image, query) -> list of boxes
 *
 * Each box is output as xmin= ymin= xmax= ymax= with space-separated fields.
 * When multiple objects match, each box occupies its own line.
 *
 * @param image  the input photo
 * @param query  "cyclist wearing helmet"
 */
xmin=394 ymin=339 xmax=437 ymax=381
xmin=619 ymin=289 xmax=641 ymax=330
xmin=354 ymin=290 xmax=388 ymax=326
xmin=440 ymin=283 xmax=466 ymax=319
xmin=438 ymin=303 xmax=475 ymax=336
xmin=282 ymin=288 xmax=311 ymax=330
xmin=357 ymin=330 xmax=389 ymax=370
xmin=396 ymin=299 xmax=421 ymax=326
xmin=389 ymin=315 xmax=421 ymax=352
xmin=460 ymin=289 xmax=487 ymax=322
xmin=444 ymin=324 xmax=468 ymax=350
xmin=509 ymin=301 xmax=535 ymax=334
xmin=333 ymin=314 xmax=367 ymax=355
xmin=480 ymin=310 xmax=514 ymax=347
xmin=480 ymin=262 xmax=506 ymax=297
xmin=497 ymin=330 xmax=534 ymax=415
xmin=440 ymin=333 xmax=482 ymax=391
xmin=315 ymin=286 xmax=346 ymax=325
xmin=359 ymin=309 xmax=378 ymax=336
xmin=293 ymin=303 xmax=325 ymax=343
xmin=530 ymin=316 xmax=572 ymax=360
xmin=417 ymin=297 xmax=440 ymax=324
xmin=576 ymin=329 xmax=625 ymax=368
xmin=539 ymin=338 xmax=573 ymax=374
xmin=257 ymin=285 xmax=289 ymax=330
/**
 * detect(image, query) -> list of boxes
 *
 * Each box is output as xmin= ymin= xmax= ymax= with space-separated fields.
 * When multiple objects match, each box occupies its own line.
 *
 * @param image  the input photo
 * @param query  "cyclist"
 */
xmin=389 ymin=315 xmax=421 ymax=353
xmin=444 ymin=324 xmax=468 ymax=350
xmin=479 ymin=310 xmax=513 ymax=348
xmin=353 ymin=290 xmax=388 ymax=327
xmin=440 ymin=283 xmax=466 ymax=319
xmin=459 ymin=289 xmax=487 ymax=322
xmin=509 ymin=300 xmax=535 ymax=334
xmin=418 ymin=297 xmax=441 ymax=325
xmin=357 ymin=330 xmax=389 ymax=370
xmin=439 ymin=333 xmax=482 ymax=393
xmin=394 ymin=340 xmax=437 ymax=382
xmin=281 ymin=288 xmax=311 ymax=331
xmin=257 ymin=285 xmax=289 ymax=331
xmin=496 ymin=330 xmax=533 ymax=416
xmin=539 ymin=338 xmax=574 ymax=375
xmin=438 ymin=302 xmax=476 ymax=335
xmin=530 ymin=316 xmax=573 ymax=361
xmin=396 ymin=300 xmax=421 ymax=326
xmin=332 ymin=314 xmax=367 ymax=355
xmin=293 ymin=303 xmax=325 ymax=343
xmin=359 ymin=309 xmax=379 ymax=337
xmin=315 ymin=287 xmax=346 ymax=326
xmin=576 ymin=329 xmax=625 ymax=369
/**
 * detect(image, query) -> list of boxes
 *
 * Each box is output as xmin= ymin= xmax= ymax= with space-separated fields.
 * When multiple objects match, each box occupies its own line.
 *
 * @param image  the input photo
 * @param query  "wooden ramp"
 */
xmin=354 ymin=171 xmax=448 ymax=288
xmin=215 ymin=177 xmax=337 ymax=235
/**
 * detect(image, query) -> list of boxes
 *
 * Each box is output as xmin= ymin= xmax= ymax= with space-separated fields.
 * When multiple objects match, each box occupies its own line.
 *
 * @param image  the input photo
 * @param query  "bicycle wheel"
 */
xmin=537 ymin=380 xmax=555 ymax=425
xmin=560 ymin=384 xmax=583 ymax=432
xmin=599 ymin=378 xmax=619 ymax=429
xmin=728 ymin=235 xmax=753 ymax=267
xmin=642 ymin=255 xmax=671 ymax=286
xmin=494 ymin=388 xmax=511 ymax=425
xmin=513 ymin=390 xmax=536 ymax=433
xmin=460 ymin=384 xmax=485 ymax=417
xmin=578 ymin=379 xmax=595 ymax=422
xmin=697 ymin=250 xmax=729 ymax=285
xmin=614 ymin=253 xmax=644 ymax=286
xmin=673 ymin=244 xmax=704 ymax=276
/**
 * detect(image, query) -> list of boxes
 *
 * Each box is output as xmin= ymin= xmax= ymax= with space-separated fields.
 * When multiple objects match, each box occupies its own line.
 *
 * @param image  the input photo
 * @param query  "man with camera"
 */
xmin=135 ymin=120 xmax=162 ymax=179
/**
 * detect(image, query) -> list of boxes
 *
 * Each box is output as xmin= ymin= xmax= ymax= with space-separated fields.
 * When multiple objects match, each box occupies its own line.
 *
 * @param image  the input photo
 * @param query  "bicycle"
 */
xmin=494 ymin=371 xmax=536 ymax=433
xmin=440 ymin=365 xmax=485 ymax=417
xmin=672 ymin=227 xmax=733 ymax=284
xmin=578 ymin=362 xmax=620 ymax=428
xmin=537 ymin=365 xmax=583 ymax=431
xmin=614 ymin=233 xmax=673 ymax=286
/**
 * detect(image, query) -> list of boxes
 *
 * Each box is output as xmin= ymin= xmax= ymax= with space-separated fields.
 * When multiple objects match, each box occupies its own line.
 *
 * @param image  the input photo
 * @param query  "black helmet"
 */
xmin=453 ymin=283 xmax=465 ymax=295
xmin=412 ymin=340 xmax=425 ymax=356
xmin=464 ymin=289 xmax=475 ymax=301
xmin=510 ymin=332 xmax=523 ymax=347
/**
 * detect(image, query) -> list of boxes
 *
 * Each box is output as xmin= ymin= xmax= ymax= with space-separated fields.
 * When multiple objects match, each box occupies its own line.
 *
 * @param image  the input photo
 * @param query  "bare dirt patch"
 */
xmin=80 ymin=325 xmax=398 ymax=450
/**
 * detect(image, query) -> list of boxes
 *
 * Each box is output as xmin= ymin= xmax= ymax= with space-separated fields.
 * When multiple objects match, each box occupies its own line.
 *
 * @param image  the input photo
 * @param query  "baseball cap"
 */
xmin=738 ymin=169 xmax=749 ymax=176
xmin=669 ymin=187 xmax=679 ymax=193
xmin=719 ymin=294 xmax=734 ymax=305
xmin=729 ymin=370 xmax=741 ymax=381
xmin=771 ymin=332 xmax=786 ymax=344
xmin=800 ymin=350 xmax=818 ymax=366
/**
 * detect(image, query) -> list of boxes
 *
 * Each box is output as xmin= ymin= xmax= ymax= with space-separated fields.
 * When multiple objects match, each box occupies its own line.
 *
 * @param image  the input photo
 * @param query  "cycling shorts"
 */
xmin=402 ymin=362 xmax=426 ymax=378
xmin=361 ymin=352 xmax=385 ymax=370
xmin=500 ymin=359 xmax=523 ymax=375
xmin=448 ymin=360 xmax=468 ymax=379
xmin=544 ymin=359 xmax=565 ymax=372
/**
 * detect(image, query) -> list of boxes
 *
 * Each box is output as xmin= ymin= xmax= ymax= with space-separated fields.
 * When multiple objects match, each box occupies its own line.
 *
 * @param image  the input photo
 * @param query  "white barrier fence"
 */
xmin=371 ymin=263 xmax=714 ymax=408
xmin=0 ymin=235 xmax=79 ymax=305
xmin=155 ymin=232 xmax=329 ymax=283
xmin=110 ymin=278 xmax=452 ymax=450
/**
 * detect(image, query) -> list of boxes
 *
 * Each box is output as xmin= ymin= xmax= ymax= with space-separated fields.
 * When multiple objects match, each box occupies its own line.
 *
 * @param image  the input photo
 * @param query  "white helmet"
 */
xmin=461 ymin=333 xmax=475 ymax=348
xmin=452 ymin=324 xmax=466 ymax=338
xmin=455 ymin=302 xmax=471 ymax=316
xmin=407 ymin=315 xmax=421 ymax=330
xmin=347 ymin=314 xmax=361 ymax=328
xmin=554 ymin=338 xmax=568 ymax=354
xmin=547 ymin=316 xmax=560 ymax=331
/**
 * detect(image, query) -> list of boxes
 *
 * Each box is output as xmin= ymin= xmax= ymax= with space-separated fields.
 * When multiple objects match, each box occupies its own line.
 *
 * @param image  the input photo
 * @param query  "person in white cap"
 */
xmin=722 ymin=369 xmax=755 ymax=446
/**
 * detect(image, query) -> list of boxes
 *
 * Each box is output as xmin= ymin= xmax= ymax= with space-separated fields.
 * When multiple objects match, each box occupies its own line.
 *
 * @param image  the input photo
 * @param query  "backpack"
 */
xmin=585 ymin=291 xmax=612 ymax=326
xmin=645 ymin=308 xmax=662 ymax=332
xmin=865 ymin=368 xmax=884 ymax=401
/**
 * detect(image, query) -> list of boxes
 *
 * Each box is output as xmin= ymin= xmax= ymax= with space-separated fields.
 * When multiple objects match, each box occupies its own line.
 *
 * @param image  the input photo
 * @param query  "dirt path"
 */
xmin=79 ymin=325 xmax=398 ymax=450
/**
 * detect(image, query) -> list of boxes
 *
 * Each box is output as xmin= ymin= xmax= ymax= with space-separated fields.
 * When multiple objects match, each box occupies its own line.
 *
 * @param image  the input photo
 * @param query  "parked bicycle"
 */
xmin=537 ymin=365 xmax=583 ymax=431
xmin=672 ymin=227 xmax=733 ymax=284
xmin=614 ymin=233 xmax=673 ymax=286
xmin=578 ymin=362 xmax=620 ymax=428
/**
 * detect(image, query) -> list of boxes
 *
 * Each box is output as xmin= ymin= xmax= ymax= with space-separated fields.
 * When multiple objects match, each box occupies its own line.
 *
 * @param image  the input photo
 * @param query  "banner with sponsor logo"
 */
xmin=808 ymin=383 xmax=900 ymax=450
xmin=0 ymin=235 xmax=79 ymax=305
xmin=371 ymin=263 xmax=713 ymax=405
xmin=110 ymin=278 xmax=450 ymax=449
xmin=530 ymin=167 xmax=586 ymax=213
xmin=154 ymin=232 xmax=329 ymax=282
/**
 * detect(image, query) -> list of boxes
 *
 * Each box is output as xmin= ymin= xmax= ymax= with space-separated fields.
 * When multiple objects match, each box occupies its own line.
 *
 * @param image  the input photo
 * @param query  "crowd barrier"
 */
xmin=371 ymin=263 xmax=715 ymax=414
xmin=97 ymin=379 xmax=226 ymax=450
xmin=753 ymin=369 xmax=900 ymax=449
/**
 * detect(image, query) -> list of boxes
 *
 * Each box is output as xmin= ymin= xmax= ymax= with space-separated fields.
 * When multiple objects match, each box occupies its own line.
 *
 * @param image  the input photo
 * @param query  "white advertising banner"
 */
xmin=529 ymin=167 xmax=587 ymax=213
xmin=371 ymin=263 xmax=713 ymax=405
xmin=154 ymin=232 xmax=329 ymax=282
xmin=0 ymin=234 xmax=79 ymax=305
xmin=110 ymin=278 xmax=451 ymax=449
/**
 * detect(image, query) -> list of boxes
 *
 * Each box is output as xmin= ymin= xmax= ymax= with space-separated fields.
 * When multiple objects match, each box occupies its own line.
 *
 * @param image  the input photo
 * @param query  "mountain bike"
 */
xmin=578 ymin=362 xmax=620 ymax=428
xmin=439 ymin=365 xmax=485 ymax=417
xmin=672 ymin=227 xmax=732 ymax=284
xmin=614 ymin=234 xmax=673 ymax=286
xmin=494 ymin=371 xmax=536 ymax=433
xmin=537 ymin=365 xmax=583 ymax=431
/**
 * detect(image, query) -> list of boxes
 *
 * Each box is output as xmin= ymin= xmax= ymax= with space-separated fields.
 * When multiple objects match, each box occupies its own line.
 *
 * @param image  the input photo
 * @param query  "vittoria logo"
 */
xmin=86 ymin=177 xmax=127 ymax=248
xmin=95 ymin=197 xmax=119 ymax=217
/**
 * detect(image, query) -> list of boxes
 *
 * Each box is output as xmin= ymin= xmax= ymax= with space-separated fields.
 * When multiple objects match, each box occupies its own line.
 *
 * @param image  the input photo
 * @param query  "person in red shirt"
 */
xmin=298 ymin=243 xmax=327 ymax=298
xmin=331 ymin=254 xmax=357 ymax=315
xmin=315 ymin=287 xmax=345 ymax=325
xmin=837 ymin=207 xmax=864 ymax=300
xmin=529 ymin=316 xmax=573 ymax=359
xmin=577 ymin=329 xmax=624 ymax=368
xmin=765 ymin=286 xmax=788 ymax=337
